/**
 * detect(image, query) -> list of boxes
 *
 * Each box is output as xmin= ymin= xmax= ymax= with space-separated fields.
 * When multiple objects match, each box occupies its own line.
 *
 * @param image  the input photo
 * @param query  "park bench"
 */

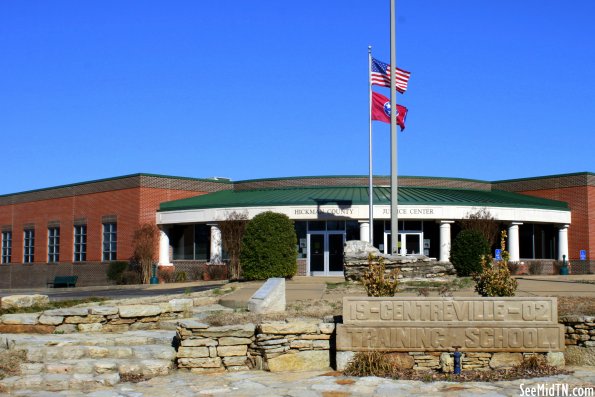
xmin=47 ymin=275 xmax=78 ymax=288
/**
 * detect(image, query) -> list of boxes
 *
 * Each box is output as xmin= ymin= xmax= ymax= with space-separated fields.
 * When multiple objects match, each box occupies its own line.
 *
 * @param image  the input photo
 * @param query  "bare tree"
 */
xmin=459 ymin=208 xmax=499 ymax=247
xmin=218 ymin=211 xmax=249 ymax=280
xmin=132 ymin=223 xmax=159 ymax=284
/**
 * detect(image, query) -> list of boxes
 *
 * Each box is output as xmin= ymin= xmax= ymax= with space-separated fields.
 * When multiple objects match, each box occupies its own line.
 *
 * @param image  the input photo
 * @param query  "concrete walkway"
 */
xmin=6 ymin=367 xmax=594 ymax=396
xmin=218 ymin=275 xmax=595 ymax=308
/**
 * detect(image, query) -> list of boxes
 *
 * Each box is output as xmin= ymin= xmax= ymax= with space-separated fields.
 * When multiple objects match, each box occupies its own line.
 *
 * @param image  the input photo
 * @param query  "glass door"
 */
xmin=328 ymin=233 xmax=345 ymax=275
xmin=383 ymin=232 xmax=422 ymax=255
xmin=309 ymin=234 xmax=325 ymax=274
xmin=308 ymin=232 xmax=345 ymax=276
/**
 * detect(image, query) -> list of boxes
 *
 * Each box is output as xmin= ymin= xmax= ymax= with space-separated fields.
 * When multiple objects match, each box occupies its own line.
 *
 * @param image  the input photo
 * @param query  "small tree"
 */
xmin=473 ymin=230 xmax=518 ymax=296
xmin=240 ymin=211 xmax=297 ymax=280
xmin=361 ymin=254 xmax=399 ymax=297
xmin=132 ymin=223 xmax=159 ymax=284
xmin=460 ymin=208 xmax=500 ymax=248
xmin=450 ymin=229 xmax=490 ymax=277
xmin=218 ymin=211 xmax=249 ymax=281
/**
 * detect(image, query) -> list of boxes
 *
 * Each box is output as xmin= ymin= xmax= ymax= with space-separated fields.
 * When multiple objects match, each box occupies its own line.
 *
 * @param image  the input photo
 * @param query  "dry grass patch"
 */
xmin=343 ymin=351 xmax=568 ymax=382
xmin=558 ymin=296 xmax=595 ymax=317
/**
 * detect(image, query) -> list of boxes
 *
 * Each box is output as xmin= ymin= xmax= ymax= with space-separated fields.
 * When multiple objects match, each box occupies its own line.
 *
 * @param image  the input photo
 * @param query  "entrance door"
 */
xmin=308 ymin=232 xmax=345 ymax=276
xmin=383 ymin=232 xmax=423 ymax=255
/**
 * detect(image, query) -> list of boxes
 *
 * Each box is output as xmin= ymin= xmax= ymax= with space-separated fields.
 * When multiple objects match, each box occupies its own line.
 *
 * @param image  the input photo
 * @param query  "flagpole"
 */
xmin=368 ymin=46 xmax=374 ymax=244
xmin=390 ymin=0 xmax=399 ymax=255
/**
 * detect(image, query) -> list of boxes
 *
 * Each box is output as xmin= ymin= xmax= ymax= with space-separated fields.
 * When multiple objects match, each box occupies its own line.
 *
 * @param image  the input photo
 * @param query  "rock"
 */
xmin=339 ymin=351 xmax=365 ymax=372
xmin=180 ymin=338 xmax=218 ymax=347
xmin=267 ymin=350 xmax=330 ymax=372
xmin=248 ymin=278 xmax=286 ymax=314
xmin=1 ymin=294 xmax=49 ymax=309
xmin=0 ymin=324 xmax=54 ymax=334
xmin=177 ymin=357 xmax=222 ymax=368
xmin=546 ymin=352 xmax=565 ymax=368
xmin=218 ymin=337 xmax=252 ymax=346
xmin=440 ymin=352 xmax=454 ymax=372
xmin=177 ymin=347 xmax=210 ymax=358
xmin=258 ymin=321 xmax=318 ymax=335
xmin=343 ymin=240 xmax=455 ymax=281
xmin=489 ymin=352 xmax=523 ymax=369
xmin=38 ymin=315 xmax=64 ymax=325
xmin=178 ymin=320 xmax=209 ymax=329
xmin=77 ymin=323 xmax=103 ymax=332
xmin=43 ymin=308 xmax=89 ymax=316
xmin=195 ymin=324 xmax=256 ymax=338
xmin=387 ymin=352 xmax=415 ymax=369
xmin=319 ymin=323 xmax=335 ymax=334
xmin=88 ymin=306 xmax=118 ymax=315
xmin=222 ymin=356 xmax=249 ymax=366
xmin=64 ymin=315 xmax=105 ymax=324
xmin=217 ymin=345 xmax=248 ymax=357
xmin=1 ymin=313 xmax=40 ymax=325
xmin=167 ymin=298 xmax=194 ymax=312
xmin=118 ymin=305 xmax=162 ymax=318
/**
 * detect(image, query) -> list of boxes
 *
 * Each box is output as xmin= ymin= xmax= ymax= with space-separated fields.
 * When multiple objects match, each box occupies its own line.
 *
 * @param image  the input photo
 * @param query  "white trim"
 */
xmin=157 ymin=204 xmax=570 ymax=225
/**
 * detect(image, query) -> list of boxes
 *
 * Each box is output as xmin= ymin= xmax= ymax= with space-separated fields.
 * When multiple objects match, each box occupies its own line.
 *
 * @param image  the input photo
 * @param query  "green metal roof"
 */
xmin=159 ymin=186 xmax=570 ymax=212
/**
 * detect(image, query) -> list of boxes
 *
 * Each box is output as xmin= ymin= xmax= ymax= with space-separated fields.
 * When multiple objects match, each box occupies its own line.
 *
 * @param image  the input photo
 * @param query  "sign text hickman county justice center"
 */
xmin=336 ymin=297 xmax=565 ymax=352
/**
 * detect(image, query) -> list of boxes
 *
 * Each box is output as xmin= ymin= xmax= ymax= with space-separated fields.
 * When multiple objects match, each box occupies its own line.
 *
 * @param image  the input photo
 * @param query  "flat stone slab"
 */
xmin=248 ymin=278 xmax=285 ymax=314
xmin=1 ymin=294 xmax=49 ymax=309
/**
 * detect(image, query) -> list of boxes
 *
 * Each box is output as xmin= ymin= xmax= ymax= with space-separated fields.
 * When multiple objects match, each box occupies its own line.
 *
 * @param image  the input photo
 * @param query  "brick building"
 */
xmin=0 ymin=172 xmax=592 ymax=287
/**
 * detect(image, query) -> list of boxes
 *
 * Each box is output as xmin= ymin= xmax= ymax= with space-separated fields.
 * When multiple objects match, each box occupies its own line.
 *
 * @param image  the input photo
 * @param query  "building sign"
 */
xmin=293 ymin=208 xmax=357 ymax=217
xmin=336 ymin=297 xmax=564 ymax=352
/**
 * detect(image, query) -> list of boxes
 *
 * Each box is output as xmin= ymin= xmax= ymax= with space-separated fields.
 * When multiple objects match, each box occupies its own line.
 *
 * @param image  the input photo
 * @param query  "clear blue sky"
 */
xmin=1 ymin=1 xmax=594 ymax=194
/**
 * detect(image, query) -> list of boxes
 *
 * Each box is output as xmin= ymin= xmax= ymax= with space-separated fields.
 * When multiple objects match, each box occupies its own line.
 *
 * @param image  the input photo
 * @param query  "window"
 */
xmin=48 ymin=227 xmax=60 ymax=263
xmin=74 ymin=225 xmax=87 ymax=262
xmin=1 ymin=231 xmax=11 ymax=264
xmin=23 ymin=229 xmax=35 ymax=263
xmin=102 ymin=223 xmax=117 ymax=261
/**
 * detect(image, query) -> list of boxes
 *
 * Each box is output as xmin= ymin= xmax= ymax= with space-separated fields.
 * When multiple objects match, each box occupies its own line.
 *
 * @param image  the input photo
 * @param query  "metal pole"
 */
xmin=390 ymin=0 xmax=399 ymax=254
xmin=368 ymin=46 xmax=374 ymax=244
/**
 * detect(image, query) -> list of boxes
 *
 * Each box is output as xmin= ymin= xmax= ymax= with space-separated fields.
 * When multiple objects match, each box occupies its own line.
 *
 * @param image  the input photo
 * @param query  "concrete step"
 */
xmin=0 ymin=372 xmax=120 ymax=393
xmin=0 ymin=330 xmax=178 ymax=392
xmin=22 ymin=343 xmax=176 ymax=362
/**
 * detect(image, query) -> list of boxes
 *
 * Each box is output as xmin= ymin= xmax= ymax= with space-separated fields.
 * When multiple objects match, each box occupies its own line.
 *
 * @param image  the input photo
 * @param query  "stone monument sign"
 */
xmin=337 ymin=297 xmax=564 ymax=352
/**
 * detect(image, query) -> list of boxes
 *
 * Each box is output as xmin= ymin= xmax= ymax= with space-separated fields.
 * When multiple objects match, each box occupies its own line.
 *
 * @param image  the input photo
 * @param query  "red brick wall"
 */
xmin=513 ymin=186 xmax=589 ymax=260
xmin=0 ymin=186 xmax=208 ymax=265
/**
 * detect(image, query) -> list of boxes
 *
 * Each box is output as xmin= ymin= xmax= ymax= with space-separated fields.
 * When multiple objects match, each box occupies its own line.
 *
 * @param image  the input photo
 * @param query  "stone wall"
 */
xmin=175 ymin=319 xmax=335 ymax=372
xmin=337 ymin=351 xmax=564 ymax=372
xmin=0 ymin=298 xmax=195 ymax=334
xmin=343 ymin=240 xmax=456 ymax=282
xmin=561 ymin=315 xmax=595 ymax=366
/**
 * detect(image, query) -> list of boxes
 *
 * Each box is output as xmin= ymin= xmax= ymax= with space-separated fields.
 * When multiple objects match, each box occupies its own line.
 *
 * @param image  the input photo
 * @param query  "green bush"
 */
xmin=240 ymin=211 xmax=297 ymax=280
xmin=106 ymin=261 xmax=129 ymax=284
xmin=450 ymin=229 xmax=490 ymax=277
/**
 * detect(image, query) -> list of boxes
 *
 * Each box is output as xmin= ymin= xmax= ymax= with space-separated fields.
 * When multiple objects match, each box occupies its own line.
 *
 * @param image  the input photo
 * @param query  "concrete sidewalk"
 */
xmin=219 ymin=276 xmax=344 ymax=308
xmin=219 ymin=274 xmax=595 ymax=309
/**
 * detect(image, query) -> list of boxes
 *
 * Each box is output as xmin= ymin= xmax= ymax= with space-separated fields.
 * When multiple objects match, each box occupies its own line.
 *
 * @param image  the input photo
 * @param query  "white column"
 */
xmin=158 ymin=230 xmax=172 ymax=267
xmin=209 ymin=224 xmax=222 ymax=263
xmin=558 ymin=225 xmax=569 ymax=261
xmin=508 ymin=222 xmax=523 ymax=262
xmin=359 ymin=221 xmax=370 ymax=243
xmin=439 ymin=221 xmax=454 ymax=262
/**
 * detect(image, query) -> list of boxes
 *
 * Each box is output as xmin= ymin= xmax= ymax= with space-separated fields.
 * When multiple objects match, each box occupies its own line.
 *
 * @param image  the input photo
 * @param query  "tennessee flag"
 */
xmin=371 ymin=91 xmax=408 ymax=131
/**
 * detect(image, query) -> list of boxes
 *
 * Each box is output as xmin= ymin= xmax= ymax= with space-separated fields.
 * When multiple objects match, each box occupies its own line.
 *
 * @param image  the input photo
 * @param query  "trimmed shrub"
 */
xmin=450 ymin=229 xmax=490 ymax=277
xmin=240 ymin=211 xmax=297 ymax=280
xmin=106 ymin=261 xmax=129 ymax=284
xmin=473 ymin=230 xmax=518 ymax=297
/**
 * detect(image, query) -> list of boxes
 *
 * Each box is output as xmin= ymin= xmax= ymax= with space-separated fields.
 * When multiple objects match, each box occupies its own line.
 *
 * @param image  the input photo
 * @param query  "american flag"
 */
xmin=371 ymin=57 xmax=411 ymax=94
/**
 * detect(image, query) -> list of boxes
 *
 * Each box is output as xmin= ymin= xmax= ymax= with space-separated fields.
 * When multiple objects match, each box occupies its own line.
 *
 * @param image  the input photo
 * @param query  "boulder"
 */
xmin=343 ymin=240 xmax=456 ymax=281
xmin=1 ymin=294 xmax=49 ymax=309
